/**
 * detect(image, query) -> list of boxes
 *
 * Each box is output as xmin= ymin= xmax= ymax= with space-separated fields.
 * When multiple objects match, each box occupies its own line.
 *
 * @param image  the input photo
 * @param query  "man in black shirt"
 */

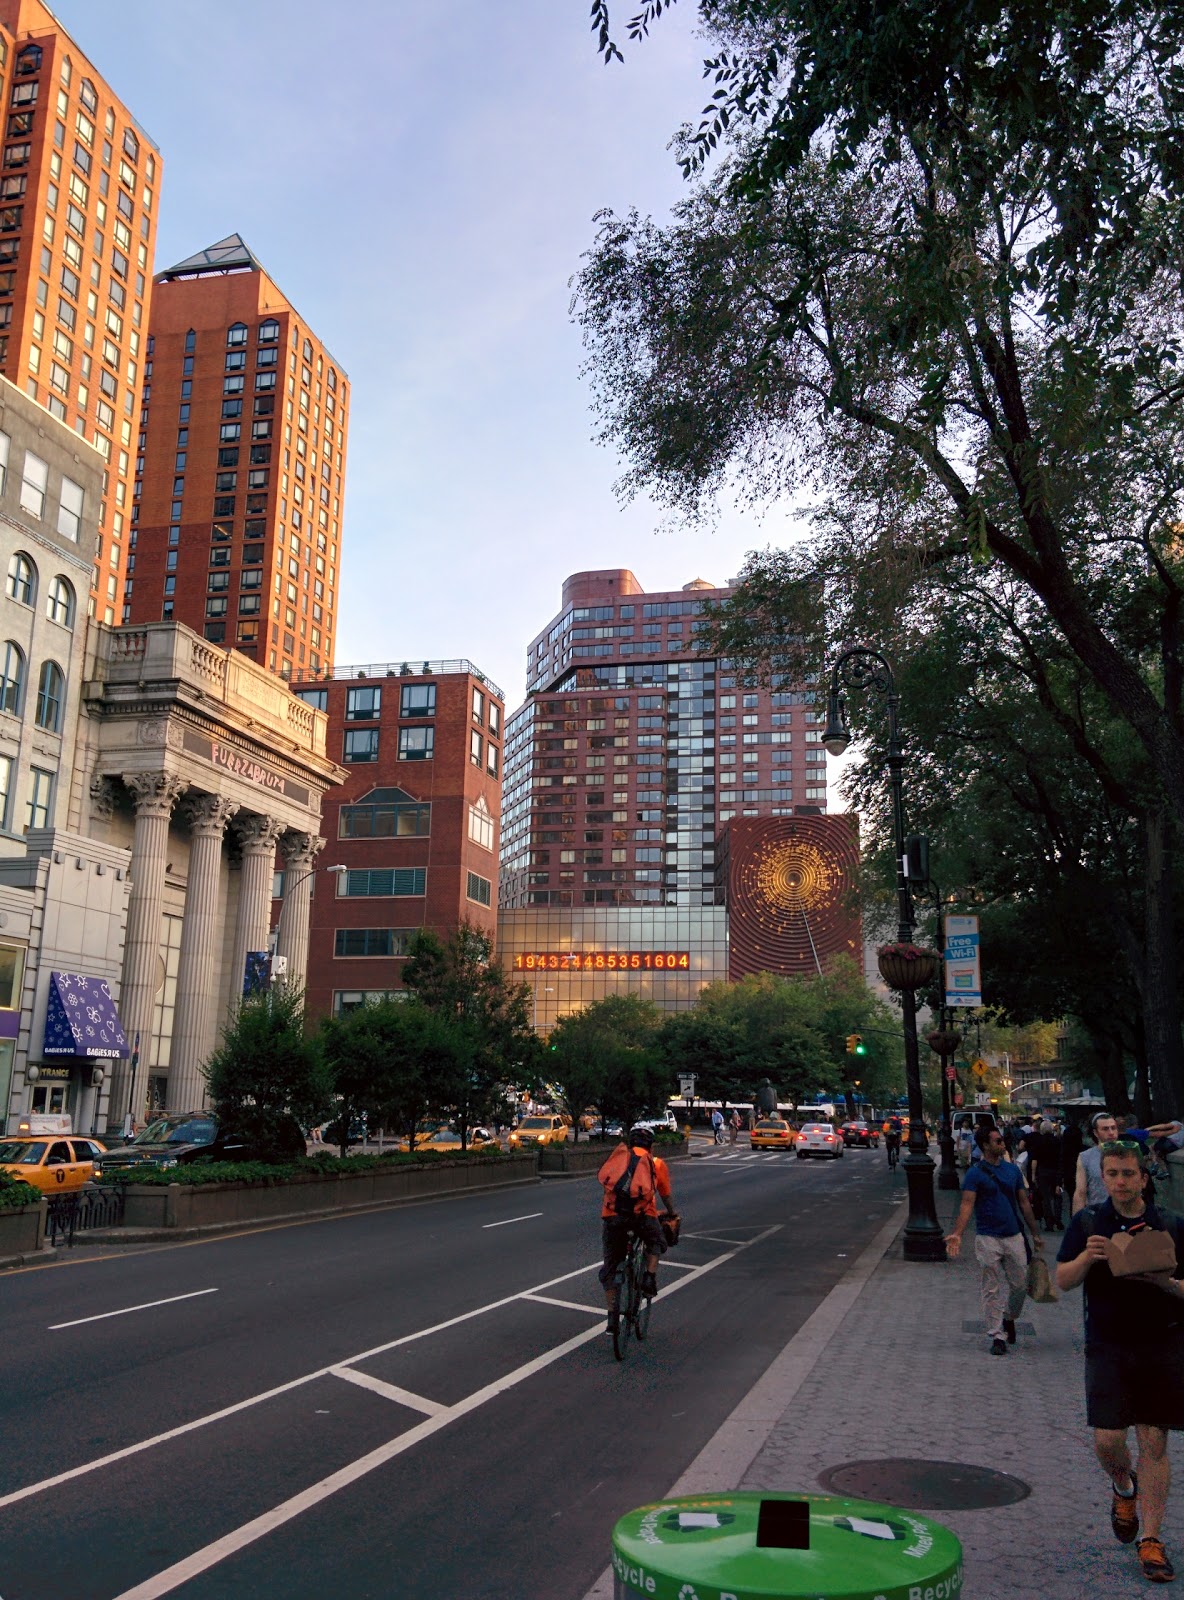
xmin=1057 ymin=1140 xmax=1184 ymax=1584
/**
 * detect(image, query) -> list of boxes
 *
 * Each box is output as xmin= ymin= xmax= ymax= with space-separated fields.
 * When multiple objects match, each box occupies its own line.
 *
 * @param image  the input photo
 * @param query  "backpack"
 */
xmin=599 ymin=1145 xmax=656 ymax=1217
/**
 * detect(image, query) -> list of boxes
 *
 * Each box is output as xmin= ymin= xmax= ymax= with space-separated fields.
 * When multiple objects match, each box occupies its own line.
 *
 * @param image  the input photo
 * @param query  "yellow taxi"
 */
xmin=750 ymin=1116 xmax=794 ymax=1151
xmin=0 ymin=1133 xmax=106 ymax=1193
xmin=509 ymin=1114 xmax=569 ymax=1148
xmin=397 ymin=1126 xmax=498 ymax=1154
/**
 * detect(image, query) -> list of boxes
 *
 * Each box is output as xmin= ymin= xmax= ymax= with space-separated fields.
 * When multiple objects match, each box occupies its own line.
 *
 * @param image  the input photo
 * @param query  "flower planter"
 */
xmin=925 ymin=1030 xmax=963 ymax=1057
xmin=877 ymin=946 xmax=938 ymax=990
xmin=0 ymin=1198 xmax=46 ymax=1263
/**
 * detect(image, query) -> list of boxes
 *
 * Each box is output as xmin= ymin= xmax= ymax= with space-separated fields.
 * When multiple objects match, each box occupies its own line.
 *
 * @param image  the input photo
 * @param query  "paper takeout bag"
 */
xmin=1105 ymin=1227 xmax=1179 ymax=1277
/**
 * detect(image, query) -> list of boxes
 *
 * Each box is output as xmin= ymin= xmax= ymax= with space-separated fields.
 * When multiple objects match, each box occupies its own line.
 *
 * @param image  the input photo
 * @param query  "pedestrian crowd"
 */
xmin=944 ymin=1104 xmax=1184 ymax=1585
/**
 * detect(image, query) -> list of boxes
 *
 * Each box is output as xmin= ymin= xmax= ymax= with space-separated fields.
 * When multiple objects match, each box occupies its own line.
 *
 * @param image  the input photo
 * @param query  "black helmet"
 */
xmin=629 ymin=1125 xmax=655 ymax=1149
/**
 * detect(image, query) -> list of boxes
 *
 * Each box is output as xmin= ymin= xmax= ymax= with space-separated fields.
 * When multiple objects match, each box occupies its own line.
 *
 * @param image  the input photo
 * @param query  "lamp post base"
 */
xmin=902 ymin=1146 xmax=948 ymax=1261
xmin=938 ymin=1131 xmax=960 ymax=1190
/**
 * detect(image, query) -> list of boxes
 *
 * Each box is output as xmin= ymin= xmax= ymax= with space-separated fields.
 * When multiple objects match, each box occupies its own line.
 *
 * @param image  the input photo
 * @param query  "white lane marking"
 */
xmin=660 ymin=1259 xmax=698 ymax=1272
xmin=0 ymin=1258 xmax=600 ymax=1510
xmin=522 ymin=1293 xmax=603 ymax=1315
xmin=48 ymin=1288 xmax=218 ymax=1330
xmin=109 ymin=1225 xmax=782 ymax=1600
xmin=681 ymin=1233 xmax=746 ymax=1246
xmin=328 ymin=1367 xmax=445 ymax=1417
xmin=482 ymin=1212 xmax=543 ymax=1229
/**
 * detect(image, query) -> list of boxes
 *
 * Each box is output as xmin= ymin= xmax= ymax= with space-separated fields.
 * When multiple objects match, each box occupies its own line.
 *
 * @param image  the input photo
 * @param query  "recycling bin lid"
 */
xmin=611 ymin=1490 xmax=963 ymax=1600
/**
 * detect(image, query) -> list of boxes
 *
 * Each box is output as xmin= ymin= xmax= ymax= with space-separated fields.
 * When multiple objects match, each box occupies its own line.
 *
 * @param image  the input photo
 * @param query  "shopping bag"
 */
xmin=1027 ymin=1255 xmax=1059 ymax=1303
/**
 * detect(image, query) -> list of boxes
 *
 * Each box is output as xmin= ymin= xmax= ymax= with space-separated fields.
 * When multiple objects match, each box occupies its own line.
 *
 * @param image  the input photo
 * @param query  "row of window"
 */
xmin=0 ymin=437 xmax=86 ymax=539
xmin=5 ymin=555 xmax=75 ymax=624
xmin=0 ymin=756 xmax=54 ymax=832
xmin=0 ymin=644 xmax=65 ymax=731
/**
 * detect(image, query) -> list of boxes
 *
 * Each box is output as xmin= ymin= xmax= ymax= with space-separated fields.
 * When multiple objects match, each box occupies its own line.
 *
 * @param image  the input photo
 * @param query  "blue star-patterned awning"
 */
xmin=43 ymin=972 xmax=129 ymax=1059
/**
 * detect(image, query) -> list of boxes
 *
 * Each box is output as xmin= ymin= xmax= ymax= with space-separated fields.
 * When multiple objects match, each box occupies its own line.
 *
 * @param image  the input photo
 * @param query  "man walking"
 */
xmin=1056 ymin=1139 xmax=1184 ymax=1584
xmin=711 ymin=1108 xmax=724 ymax=1144
xmin=1072 ymin=1111 xmax=1120 ymax=1216
xmin=945 ymin=1125 xmax=1043 ymax=1355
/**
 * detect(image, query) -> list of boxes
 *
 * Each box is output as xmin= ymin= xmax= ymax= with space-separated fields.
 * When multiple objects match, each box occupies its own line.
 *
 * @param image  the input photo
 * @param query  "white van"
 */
xmin=951 ymin=1109 xmax=999 ymax=1166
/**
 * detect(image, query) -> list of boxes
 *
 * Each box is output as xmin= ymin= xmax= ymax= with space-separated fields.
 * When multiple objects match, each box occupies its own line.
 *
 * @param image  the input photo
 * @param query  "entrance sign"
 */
xmin=943 ymin=914 xmax=982 ymax=1008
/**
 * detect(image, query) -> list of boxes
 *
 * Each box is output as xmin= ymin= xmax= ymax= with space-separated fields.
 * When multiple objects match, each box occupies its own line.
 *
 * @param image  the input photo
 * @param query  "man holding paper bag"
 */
xmin=1057 ymin=1139 xmax=1184 ymax=1584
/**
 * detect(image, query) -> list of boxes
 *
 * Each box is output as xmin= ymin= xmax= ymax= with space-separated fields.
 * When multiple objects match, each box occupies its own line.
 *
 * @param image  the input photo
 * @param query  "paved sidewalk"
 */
xmin=739 ymin=1190 xmax=1183 ymax=1598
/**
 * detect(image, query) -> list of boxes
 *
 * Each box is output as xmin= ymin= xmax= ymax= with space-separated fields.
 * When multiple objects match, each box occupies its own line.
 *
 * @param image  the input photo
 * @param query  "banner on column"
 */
xmin=243 ymin=950 xmax=271 ymax=996
xmin=943 ymin=914 xmax=982 ymax=1008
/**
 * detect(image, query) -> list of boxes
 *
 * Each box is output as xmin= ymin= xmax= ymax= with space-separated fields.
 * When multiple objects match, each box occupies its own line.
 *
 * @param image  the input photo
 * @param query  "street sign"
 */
xmin=971 ymin=1058 xmax=989 ymax=1079
xmin=976 ymin=1091 xmax=991 ymax=1106
xmin=679 ymin=1074 xmax=696 ymax=1099
xmin=944 ymin=1065 xmax=956 ymax=1081
xmin=943 ymin=913 xmax=982 ymax=1008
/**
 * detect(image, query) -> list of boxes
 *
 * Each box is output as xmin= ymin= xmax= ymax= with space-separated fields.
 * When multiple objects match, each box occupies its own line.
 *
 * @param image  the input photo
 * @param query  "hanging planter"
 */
xmin=877 ymin=942 xmax=939 ymax=991
xmin=925 ymin=1029 xmax=963 ymax=1057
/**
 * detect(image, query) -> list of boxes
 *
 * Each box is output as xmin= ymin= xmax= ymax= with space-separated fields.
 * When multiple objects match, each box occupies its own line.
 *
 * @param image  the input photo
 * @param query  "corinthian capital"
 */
xmin=123 ymin=770 xmax=187 ymax=819
xmin=231 ymin=813 xmax=285 ymax=855
xmin=279 ymin=831 xmax=325 ymax=871
xmin=184 ymin=793 xmax=240 ymax=839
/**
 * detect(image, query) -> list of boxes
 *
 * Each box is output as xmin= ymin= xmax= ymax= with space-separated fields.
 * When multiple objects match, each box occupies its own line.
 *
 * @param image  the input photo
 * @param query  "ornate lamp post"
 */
xmin=823 ymin=647 xmax=946 ymax=1261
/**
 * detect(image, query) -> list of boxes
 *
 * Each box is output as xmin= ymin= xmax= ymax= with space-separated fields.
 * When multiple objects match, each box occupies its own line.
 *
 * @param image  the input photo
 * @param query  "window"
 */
xmin=226 ymin=322 xmax=248 ymax=347
xmin=259 ymin=318 xmax=279 ymax=343
xmin=26 ymin=767 xmax=52 ymax=831
xmin=0 ymin=754 xmax=12 ymax=829
xmin=238 ymin=594 xmax=260 ymax=614
xmin=35 ymin=659 xmax=62 ymax=731
xmin=294 ymin=687 xmax=327 ymax=711
xmin=343 ymin=728 xmax=379 ymax=763
xmin=46 ymin=575 xmax=74 ymax=626
xmin=339 ymin=868 xmax=426 ymax=898
xmin=204 ymin=622 xmax=225 ymax=643
xmin=400 ymin=682 xmax=435 ymax=718
xmin=468 ymin=798 xmax=494 ymax=851
xmin=466 ymin=871 xmax=492 ymax=907
xmin=19 ymin=451 xmax=47 ymax=516
xmin=339 ymin=799 xmax=431 ymax=838
xmin=205 ymin=597 xmax=227 ymax=618
xmin=398 ymin=725 xmax=434 ymax=761
xmin=340 ymin=685 xmax=380 ymax=723
xmin=334 ymin=928 xmax=413 ymax=959
xmin=57 ymin=474 xmax=83 ymax=539
xmin=470 ymin=729 xmax=483 ymax=767
xmin=486 ymin=743 xmax=499 ymax=778
xmin=472 ymin=686 xmax=485 ymax=724
xmin=6 ymin=550 xmax=33 ymax=603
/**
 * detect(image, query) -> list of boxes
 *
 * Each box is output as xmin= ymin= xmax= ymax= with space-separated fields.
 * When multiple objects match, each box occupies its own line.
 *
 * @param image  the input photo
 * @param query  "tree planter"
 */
xmin=539 ymin=1139 xmax=689 ymax=1177
xmin=877 ymin=946 xmax=939 ymax=990
xmin=925 ymin=1030 xmax=963 ymax=1056
xmin=0 ymin=1198 xmax=46 ymax=1263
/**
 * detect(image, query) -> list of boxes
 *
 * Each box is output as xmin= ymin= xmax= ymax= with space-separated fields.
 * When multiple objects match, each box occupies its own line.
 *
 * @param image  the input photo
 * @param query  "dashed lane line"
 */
xmin=48 ymin=1288 xmax=218 ymax=1330
xmin=481 ymin=1212 xmax=544 ymax=1229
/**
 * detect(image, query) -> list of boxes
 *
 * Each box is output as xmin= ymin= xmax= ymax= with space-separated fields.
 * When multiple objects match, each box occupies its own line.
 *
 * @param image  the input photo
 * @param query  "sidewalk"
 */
xmin=736 ymin=1190 xmax=1183 ymax=1599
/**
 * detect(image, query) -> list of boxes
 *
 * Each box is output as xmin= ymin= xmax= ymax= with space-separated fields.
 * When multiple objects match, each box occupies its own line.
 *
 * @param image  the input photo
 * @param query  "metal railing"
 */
xmin=45 ymin=1187 xmax=125 ymax=1247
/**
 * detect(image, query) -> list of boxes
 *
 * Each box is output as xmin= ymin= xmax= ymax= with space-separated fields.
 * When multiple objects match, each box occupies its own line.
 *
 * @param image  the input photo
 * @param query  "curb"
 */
xmin=580 ymin=1199 xmax=908 ymax=1600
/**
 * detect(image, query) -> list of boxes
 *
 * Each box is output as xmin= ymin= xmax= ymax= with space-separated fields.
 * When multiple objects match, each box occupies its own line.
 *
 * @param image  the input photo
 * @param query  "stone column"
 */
xmin=227 ymin=813 xmax=285 ymax=1016
xmin=276 ymin=831 xmax=324 ymax=994
xmin=116 ymin=770 xmax=188 ymax=1128
xmin=169 ymin=793 xmax=239 ymax=1111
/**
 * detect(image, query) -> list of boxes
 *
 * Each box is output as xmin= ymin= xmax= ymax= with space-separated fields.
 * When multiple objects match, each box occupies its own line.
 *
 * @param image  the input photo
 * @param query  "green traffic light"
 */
xmin=855 ymin=1041 xmax=867 ymax=1055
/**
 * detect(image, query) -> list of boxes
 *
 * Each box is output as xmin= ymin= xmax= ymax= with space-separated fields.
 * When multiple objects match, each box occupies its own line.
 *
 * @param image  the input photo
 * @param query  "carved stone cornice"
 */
xmin=232 ymin=813 xmax=285 ymax=856
xmin=122 ymin=769 xmax=187 ymax=819
xmin=183 ymin=793 xmax=240 ymax=839
xmin=279 ymin=831 xmax=325 ymax=871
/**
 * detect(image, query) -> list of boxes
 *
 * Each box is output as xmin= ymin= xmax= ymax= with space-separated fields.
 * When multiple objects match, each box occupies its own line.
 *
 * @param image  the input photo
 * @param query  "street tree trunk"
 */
xmin=1140 ymin=807 xmax=1184 ymax=1120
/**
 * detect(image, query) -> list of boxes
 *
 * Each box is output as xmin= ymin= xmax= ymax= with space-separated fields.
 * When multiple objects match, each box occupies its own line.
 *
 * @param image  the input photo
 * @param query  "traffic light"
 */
xmin=846 ymin=1034 xmax=866 ymax=1056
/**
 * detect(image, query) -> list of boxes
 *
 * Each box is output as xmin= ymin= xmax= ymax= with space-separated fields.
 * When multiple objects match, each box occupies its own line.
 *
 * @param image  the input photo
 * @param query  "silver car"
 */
xmin=796 ymin=1122 xmax=845 ymax=1160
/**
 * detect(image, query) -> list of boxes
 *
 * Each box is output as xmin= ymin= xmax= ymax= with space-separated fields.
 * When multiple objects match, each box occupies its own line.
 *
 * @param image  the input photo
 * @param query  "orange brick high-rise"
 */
xmin=128 ymin=235 xmax=349 ymax=680
xmin=0 ymin=0 xmax=161 ymax=625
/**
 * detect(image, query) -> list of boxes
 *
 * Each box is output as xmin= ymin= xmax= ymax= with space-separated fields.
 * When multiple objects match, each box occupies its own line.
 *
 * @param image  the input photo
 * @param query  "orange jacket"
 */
xmin=599 ymin=1143 xmax=672 ymax=1219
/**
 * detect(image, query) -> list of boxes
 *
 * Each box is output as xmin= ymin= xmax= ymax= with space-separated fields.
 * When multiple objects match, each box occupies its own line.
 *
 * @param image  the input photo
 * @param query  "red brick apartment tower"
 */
xmin=0 ymin=0 xmax=160 ymax=623
xmin=128 ymin=236 xmax=349 ymax=681
xmin=500 ymin=570 xmax=829 ymax=910
xmin=289 ymin=662 xmax=504 ymax=1022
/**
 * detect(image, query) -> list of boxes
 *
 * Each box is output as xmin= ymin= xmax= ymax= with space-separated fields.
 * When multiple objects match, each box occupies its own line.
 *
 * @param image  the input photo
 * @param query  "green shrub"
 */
xmin=0 ymin=1170 xmax=40 ymax=1208
xmin=97 ymin=1146 xmax=513 ymax=1187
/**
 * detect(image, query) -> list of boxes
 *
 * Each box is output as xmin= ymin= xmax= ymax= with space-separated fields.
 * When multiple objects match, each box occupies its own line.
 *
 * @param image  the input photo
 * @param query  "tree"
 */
xmin=204 ymin=986 xmax=332 ymax=1157
xmin=320 ymin=997 xmax=434 ymax=1152
xmin=548 ymin=994 xmax=671 ymax=1135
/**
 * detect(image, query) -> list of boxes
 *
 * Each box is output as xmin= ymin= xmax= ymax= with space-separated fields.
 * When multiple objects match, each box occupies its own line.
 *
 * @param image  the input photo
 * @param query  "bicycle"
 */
xmin=611 ymin=1230 xmax=652 ymax=1360
xmin=886 ymin=1136 xmax=901 ymax=1171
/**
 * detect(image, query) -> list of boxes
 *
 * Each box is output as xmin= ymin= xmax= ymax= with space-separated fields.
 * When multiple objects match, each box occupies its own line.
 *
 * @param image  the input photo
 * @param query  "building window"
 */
xmin=205 ymin=597 xmax=227 ymax=618
xmin=339 ymin=868 xmax=426 ymax=898
xmin=294 ymin=687 xmax=327 ymax=711
xmin=34 ymin=659 xmax=62 ymax=731
xmin=398 ymin=725 xmax=434 ymax=761
xmin=56 ymin=475 xmax=84 ymax=540
xmin=345 ymin=685 xmax=380 ymax=721
xmin=6 ymin=550 xmax=33 ymax=604
xmin=226 ymin=322 xmax=248 ymax=347
xmin=343 ymin=728 xmax=379 ymax=763
xmin=339 ymin=799 xmax=431 ymax=838
xmin=468 ymin=798 xmax=494 ymax=851
xmin=18 ymin=451 xmax=46 ymax=516
xmin=238 ymin=594 xmax=261 ymax=614
xmin=259 ymin=318 xmax=279 ymax=343
xmin=466 ymin=871 xmax=492 ymax=907
xmin=46 ymin=575 xmax=74 ymax=626
xmin=472 ymin=686 xmax=485 ymax=724
xmin=333 ymin=928 xmax=414 ymax=959
xmin=0 ymin=754 xmax=11 ymax=829
xmin=470 ymin=729 xmax=482 ymax=767
xmin=26 ymin=766 xmax=52 ymax=830
xmin=204 ymin=622 xmax=226 ymax=643
xmin=1 ymin=641 xmax=27 ymax=714
xmin=399 ymin=683 xmax=436 ymax=718
xmin=486 ymin=743 xmax=499 ymax=778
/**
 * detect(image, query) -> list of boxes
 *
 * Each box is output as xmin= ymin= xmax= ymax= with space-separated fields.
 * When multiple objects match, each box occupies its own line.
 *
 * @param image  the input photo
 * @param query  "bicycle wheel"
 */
xmin=613 ymin=1252 xmax=635 ymax=1362
xmin=611 ymin=1293 xmax=629 ymax=1362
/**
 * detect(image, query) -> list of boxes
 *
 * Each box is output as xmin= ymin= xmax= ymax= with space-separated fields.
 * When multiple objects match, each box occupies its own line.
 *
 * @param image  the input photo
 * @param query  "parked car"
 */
xmin=508 ymin=1114 xmax=569 ymax=1149
xmin=840 ymin=1120 xmax=879 ymax=1148
xmin=633 ymin=1111 xmax=679 ymax=1135
xmin=398 ymin=1126 xmax=497 ymax=1154
xmin=750 ymin=1117 xmax=794 ymax=1151
xmin=97 ymin=1112 xmax=304 ymax=1172
xmin=797 ymin=1122 xmax=845 ymax=1160
xmin=0 ymin=1134 xmax=106 ymax=1193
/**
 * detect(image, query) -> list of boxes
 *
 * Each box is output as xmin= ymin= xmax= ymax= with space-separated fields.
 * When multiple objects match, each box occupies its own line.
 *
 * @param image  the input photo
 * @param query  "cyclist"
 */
xmin=598 ymin=1125 xmax=679 ymax=1332
xmin=884 ymin=1115 xmax=903 ymax=1169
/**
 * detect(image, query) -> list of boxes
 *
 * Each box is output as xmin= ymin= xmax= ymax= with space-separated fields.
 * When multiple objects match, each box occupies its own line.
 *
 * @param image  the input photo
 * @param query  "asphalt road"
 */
xmin=0 ymin=1141 xmax=904 ymax=1600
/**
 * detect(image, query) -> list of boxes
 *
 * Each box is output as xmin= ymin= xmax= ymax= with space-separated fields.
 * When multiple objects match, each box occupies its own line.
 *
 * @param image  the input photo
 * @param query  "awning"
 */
xmin=43 ymin=972 xmax=129 ymax=1059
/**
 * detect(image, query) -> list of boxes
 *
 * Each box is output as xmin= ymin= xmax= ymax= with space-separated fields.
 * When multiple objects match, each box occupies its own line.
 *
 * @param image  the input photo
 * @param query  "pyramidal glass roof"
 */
xmin=158 ymin=233 xmax=263 ymax=281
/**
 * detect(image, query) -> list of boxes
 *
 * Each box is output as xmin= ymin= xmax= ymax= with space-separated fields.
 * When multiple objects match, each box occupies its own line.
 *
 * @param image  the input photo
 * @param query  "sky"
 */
xmin=49 ymin=0 xmax=814 ymax=716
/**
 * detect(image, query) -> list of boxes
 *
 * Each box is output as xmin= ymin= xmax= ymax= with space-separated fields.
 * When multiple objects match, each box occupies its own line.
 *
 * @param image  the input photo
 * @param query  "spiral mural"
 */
xmin=725 ymin=815 xmax=861 ymax=981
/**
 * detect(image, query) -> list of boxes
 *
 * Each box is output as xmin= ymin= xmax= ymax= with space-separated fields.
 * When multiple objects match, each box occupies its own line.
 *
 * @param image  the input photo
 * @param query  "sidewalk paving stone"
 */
xmin=739 ymin=1192 xmax=1184 ymax=1598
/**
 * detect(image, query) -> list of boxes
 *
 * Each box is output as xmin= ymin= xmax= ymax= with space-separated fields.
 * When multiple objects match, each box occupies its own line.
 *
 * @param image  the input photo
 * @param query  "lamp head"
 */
xmin=822 ymin=686 xmax=852 ymax=757
xmin=325 ymin=864 xmax=347 ymax=876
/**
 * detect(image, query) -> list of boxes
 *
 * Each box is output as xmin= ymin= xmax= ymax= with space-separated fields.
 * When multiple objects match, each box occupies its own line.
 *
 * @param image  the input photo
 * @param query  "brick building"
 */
xmin=0 ymin=0 xmax=160 ymax=625
xmin=127 ymin=235 xmax=349 ymax=682
xmin=289 ymin=661 xmax=504 ymax=1022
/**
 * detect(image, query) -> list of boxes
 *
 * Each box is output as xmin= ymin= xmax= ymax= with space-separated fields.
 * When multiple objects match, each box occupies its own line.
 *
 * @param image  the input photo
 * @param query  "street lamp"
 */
xmin=271 ymin=862 xmax=347 ymax=982
xmin=823 ymin=646 xmax=945 ymax=1262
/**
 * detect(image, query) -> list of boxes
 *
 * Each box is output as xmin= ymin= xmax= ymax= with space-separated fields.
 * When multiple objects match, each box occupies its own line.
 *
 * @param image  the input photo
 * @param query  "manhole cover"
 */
xmin=818 ymin=1458 xmax=1030 ymax=1510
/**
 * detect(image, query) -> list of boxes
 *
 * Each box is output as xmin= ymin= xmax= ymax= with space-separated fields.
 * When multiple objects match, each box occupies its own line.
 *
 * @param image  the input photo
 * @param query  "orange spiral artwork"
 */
xmin=724 ymin=815 xmax=861 ymax=981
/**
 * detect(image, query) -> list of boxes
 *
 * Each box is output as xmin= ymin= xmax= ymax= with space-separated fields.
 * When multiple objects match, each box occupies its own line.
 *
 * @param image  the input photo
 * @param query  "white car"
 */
xmin=634 ymin=1111 xmax=678 ymax=1134
xmin=797 ymin=1122 xmax=844 ymax=1160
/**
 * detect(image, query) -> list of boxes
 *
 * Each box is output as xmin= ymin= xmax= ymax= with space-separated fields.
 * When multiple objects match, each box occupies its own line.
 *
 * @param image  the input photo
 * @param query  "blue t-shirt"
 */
xmin=963 ymin=1159 xmax=1025 ymax=1237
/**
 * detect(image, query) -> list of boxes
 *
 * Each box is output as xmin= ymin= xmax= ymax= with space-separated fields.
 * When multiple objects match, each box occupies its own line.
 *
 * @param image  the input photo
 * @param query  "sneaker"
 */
xmin=990 ymin=1338 xmax=1008 ymax=1356
xmin=1112 ymin=1473 xmax=1140 ymax=1544
xmin=1138 ymin=1536 xmax=1174 ymax=1582
xmin=1003 ymin=1318 xmax=1017 ymax=1345
xmin=641 ymin=1271 xmax=657 ymax=1297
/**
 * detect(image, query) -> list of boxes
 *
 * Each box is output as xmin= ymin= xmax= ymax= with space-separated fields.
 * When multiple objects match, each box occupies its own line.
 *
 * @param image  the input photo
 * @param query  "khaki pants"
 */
xmin=974 ymin=1233 xmax=1027 ymax=1340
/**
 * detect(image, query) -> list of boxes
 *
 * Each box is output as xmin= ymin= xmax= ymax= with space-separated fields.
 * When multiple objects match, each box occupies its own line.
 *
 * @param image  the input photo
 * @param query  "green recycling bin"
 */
xmin=611 ymin=1491 xmax=963 ymax=1600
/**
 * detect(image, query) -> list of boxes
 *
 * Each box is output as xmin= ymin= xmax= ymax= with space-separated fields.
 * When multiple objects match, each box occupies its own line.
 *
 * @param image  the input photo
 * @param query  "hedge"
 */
xmin=97 ymin=1146 xmax=512 ymax=1188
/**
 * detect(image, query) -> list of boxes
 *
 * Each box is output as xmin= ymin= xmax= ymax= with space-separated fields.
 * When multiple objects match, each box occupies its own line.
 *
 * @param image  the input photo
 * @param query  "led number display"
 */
xmin=513 ymin=951 xmax=690 ymax=972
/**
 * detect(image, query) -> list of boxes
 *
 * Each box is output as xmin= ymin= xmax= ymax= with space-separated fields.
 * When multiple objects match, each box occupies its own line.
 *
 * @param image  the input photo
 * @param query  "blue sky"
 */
xmin=53 ymin=0 xmax=807 ymax=710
